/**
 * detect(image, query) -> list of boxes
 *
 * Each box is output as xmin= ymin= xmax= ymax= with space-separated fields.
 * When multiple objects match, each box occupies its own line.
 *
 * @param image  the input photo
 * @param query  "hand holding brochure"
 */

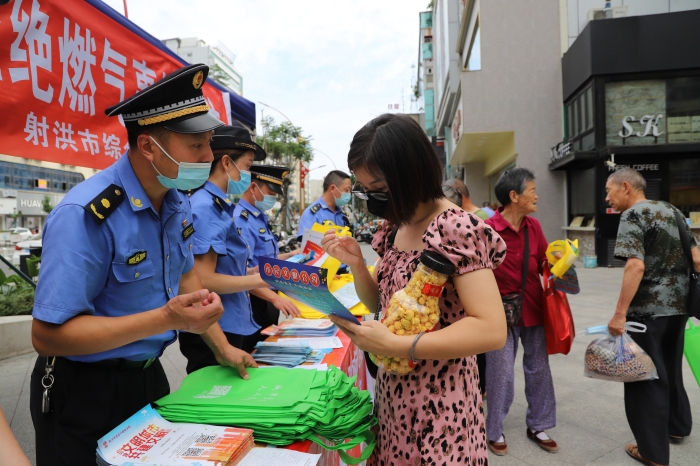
xmin=259 ymin=257 xmax=359 ymax=324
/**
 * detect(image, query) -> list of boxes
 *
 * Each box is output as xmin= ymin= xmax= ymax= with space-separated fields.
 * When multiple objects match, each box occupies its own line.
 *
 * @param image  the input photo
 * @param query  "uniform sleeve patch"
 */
xmin=83 ymin=184 xmax=125 ymax=224
xmin=182 ymin=223 xmax=195 ymax=240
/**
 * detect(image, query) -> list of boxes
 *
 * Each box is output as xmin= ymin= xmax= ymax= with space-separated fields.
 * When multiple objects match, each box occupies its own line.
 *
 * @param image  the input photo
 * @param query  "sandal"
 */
xmin=625 ymin=444 xmax=667 ymax=466
xmin=488 ymin=434 xmax=508 ymax=456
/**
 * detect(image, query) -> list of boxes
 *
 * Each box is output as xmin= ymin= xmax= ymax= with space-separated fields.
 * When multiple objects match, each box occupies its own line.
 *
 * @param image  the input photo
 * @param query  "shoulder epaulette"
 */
xmin=83 ymin=184 xmax=124 ymax=224
xmin=240 ymin=209 xmax=249 ymax=220
xmin=310 ymin=204 xmax=321 ymax=214
xmin=213 ymin=196 xmax=224 ymax=212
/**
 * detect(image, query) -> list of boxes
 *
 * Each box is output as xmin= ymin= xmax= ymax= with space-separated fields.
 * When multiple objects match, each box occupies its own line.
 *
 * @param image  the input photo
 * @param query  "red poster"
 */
xmin=0 ymin=0 xmax=235 ymax=170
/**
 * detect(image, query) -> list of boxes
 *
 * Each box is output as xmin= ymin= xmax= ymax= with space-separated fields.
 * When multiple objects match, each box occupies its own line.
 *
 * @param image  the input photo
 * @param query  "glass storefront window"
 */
xmin=586 ymin=87 xmax=593 ymax=130
xmin=570 ymin=167 xmax=596 ymax=222
xmin=670 ymin=158 xmax=700 ymax=221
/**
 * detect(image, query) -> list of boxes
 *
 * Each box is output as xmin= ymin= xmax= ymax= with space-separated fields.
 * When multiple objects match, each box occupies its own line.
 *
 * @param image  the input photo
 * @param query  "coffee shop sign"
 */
xmin=618 ymin=114 xmax=664 ymax=140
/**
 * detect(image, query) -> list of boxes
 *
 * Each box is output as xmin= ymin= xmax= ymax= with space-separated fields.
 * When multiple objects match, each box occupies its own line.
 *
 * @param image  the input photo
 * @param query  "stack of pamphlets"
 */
xmin=155 ymin=366 xmax=376 ymax=464
xmin=96 ymin=404 xmax=253 ymax=466
xmin=251 ymin=343 xmax=313 ymax=367
xmin=261 ymin=318 xmax=338 ymax=337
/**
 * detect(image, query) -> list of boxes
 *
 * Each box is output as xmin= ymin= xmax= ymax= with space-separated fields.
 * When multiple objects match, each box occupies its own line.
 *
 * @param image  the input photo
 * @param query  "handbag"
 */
xmin=501 ymin=225 xmax=529 ymax=326
xmin=542 ymin=263 xmax=575 ymax=355
xmin=672 ymin=209 xmax=700 ymax=319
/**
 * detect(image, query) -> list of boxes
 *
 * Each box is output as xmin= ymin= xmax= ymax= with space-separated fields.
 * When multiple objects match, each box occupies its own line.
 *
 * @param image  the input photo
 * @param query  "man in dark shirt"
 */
xmin=606 ymin=167 xmax=700 ymax=466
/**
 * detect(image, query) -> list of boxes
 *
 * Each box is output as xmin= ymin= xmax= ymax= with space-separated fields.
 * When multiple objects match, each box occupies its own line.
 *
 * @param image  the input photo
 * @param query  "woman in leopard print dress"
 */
xmin=322 ymin=114 xmax=507 ymax=465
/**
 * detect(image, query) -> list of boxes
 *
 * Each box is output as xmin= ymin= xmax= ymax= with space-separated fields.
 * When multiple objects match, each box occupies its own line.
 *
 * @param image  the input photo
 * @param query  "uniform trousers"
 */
xmin=30 ymin=356 xmax=169 ymax=466
xmin=485 ymin=324 xmax=556 ymax=441
xmin=178 ymin=331 xmax=245 ymax=374
xmin=243 ymin=294 xmax=281 ymax=353
xmin=625 ymin=314 xmax=692 ymax=465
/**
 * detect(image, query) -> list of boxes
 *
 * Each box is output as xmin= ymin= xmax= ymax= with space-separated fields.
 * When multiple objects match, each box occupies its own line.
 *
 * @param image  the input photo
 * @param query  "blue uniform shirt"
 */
xmin=296 ymin=197 xmax=349 ymax=238
xmin=233 ymin=199 xmax=278 ymax=268
xmin=32 ymin=155 xmax=195 ymax=362
xmin=189 ymin=181 xmax=259 ymax=336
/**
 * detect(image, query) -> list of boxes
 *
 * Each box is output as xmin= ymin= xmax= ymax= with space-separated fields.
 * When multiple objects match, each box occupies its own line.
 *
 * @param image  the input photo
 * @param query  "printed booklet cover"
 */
xmin=259 ymin=257 xmax=359 ymax=324
xmin=97 ymin=404 xmax=253 ymax=466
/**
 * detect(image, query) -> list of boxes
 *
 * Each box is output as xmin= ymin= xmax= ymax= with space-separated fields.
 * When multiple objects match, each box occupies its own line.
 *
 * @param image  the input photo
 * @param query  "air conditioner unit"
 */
xmin=587 ymin=6 xmax=627 ymax=21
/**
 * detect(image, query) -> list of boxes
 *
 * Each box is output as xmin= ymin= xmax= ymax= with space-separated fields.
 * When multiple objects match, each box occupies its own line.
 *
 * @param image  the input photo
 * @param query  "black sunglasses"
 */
xmin=350 ymin=181 xmax=389 ymax=201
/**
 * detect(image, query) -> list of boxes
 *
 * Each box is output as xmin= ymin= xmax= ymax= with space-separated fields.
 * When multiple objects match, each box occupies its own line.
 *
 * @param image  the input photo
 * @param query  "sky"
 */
xmin=101 ymin=0 xmax=430 ymax=180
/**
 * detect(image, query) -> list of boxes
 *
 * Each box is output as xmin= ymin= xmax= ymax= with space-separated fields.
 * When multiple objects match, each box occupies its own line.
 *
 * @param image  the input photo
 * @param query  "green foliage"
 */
xmin=42 ymin=195 xmax=53 ymax=214
xmin=256 ymin=116 xmax=313 ymax=167
xmin=0 ymin=267 xmax=35 ymax=316
xmin=0 ymin=288 xmax=35 ymax=316
xmin=210 ymin=63 xmax=234 ymax=90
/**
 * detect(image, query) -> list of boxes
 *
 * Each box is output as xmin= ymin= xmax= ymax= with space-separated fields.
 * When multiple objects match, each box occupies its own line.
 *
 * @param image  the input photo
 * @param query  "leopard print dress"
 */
xmin=369 ymin=209 xmax=506 ymax=466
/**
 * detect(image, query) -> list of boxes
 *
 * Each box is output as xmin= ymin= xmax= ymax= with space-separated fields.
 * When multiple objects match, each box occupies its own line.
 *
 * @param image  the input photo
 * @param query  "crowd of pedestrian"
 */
xmin=1 ymin=62 xmax=697 ymax=466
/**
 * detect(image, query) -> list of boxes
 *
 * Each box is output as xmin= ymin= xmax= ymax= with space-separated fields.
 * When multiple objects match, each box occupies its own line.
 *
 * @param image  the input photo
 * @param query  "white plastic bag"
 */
xmin=583 ymin=322 xmax=658 ymax=383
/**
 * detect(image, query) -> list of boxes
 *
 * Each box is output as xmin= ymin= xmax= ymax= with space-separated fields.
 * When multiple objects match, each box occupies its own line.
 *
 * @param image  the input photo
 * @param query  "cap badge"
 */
xmin=192 ymin=71 xmax=204 ymax=89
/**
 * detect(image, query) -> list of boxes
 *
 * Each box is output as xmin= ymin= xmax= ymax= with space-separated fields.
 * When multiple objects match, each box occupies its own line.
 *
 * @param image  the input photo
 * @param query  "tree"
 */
xmin=256 ymin=116 xmax=313 ymax=232
xmin=41 ymin=195 xmax=53 ymax=215
xmin=209 ymin=63 xmax=234 ymax=91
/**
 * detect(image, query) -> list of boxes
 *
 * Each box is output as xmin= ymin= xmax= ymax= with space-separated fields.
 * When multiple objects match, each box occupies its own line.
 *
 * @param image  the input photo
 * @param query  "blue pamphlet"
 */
xmin=259 ymin=257 xmax=360 ymax=324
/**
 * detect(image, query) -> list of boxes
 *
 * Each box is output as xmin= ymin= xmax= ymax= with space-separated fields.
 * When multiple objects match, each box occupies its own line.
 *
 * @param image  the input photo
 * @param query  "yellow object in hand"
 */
xmin=546 ymin=239 xmax=579 ymax=278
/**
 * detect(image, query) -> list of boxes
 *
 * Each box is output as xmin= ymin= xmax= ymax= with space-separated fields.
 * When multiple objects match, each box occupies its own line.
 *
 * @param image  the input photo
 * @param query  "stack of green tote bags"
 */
xmin=155 ymin=365 xmax=376 ymax=464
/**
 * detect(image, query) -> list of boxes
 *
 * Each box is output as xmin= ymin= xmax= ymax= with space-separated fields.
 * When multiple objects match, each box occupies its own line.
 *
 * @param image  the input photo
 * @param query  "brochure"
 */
xmin=97 ymin=404 xmax=253 ymax=466
xmin=259 ymin=257 xmax=359 ymax=324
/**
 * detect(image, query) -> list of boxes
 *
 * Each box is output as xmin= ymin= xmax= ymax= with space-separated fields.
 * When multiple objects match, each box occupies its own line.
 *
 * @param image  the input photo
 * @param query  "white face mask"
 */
xmin=149 ymin=136 xmax=211 ymax=190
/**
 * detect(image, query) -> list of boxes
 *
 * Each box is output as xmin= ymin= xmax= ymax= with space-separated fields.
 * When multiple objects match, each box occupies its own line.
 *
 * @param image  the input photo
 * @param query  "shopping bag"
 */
xmin=684 ymin=319 xmax=700 ymax=388
xmin=542 ymin=264 xmax=575 ymax=355
xmin=584 ymin=322 xmax=658 ymax=383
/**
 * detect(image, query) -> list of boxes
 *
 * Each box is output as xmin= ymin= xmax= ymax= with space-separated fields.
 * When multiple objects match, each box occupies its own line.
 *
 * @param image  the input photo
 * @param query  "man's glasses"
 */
xmin=350 ymin=181 xmax=389 ymax=201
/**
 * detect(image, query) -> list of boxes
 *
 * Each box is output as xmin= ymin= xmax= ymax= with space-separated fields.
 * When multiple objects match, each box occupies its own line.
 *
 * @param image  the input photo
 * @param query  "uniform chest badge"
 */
xmin=126 ymin=250 xmax=147 ymax=265
xmin=182 ymin=223 xmax=195 ymax=240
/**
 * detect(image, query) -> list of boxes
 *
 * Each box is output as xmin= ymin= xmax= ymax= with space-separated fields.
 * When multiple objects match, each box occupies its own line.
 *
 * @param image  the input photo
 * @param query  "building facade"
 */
xmin=553 ymin=7 xmax=700 ymax=266
xmin=417 ymin=11 xmax=436 ymax=137
xmin=163 ymin=37 xmax=244 ymax=96
xmin=432 ymin=0 xmax=565 ymax=241
xmin=0 ymin=154 xmax=87 ymax=231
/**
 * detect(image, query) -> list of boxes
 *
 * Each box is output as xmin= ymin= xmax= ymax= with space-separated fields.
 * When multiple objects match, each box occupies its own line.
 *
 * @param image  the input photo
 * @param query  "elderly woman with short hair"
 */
xmin=484 ymin=167 xmax=559 ymax=457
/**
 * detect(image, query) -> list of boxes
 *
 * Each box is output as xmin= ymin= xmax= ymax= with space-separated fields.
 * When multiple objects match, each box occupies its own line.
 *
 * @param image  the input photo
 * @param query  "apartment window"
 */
xmin=466 ymin=26 xmax=481 ymax=71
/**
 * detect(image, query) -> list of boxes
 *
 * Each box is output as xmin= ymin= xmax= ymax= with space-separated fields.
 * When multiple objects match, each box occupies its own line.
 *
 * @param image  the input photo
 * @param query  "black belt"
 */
xmin=59 ymin=356 xmax=157 ymax=370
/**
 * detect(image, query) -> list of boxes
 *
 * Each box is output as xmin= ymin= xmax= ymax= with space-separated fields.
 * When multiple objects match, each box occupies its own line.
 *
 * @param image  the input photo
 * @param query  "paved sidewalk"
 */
xmin=1 ymin=265 xmax=698 ymax=465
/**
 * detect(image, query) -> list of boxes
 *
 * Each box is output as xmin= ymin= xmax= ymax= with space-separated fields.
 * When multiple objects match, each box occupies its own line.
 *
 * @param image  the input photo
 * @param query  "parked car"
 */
xmin=8 ymin=227 xmax=33 ymax=242
xmin=12 ymin=234 xmax=42 ymax=267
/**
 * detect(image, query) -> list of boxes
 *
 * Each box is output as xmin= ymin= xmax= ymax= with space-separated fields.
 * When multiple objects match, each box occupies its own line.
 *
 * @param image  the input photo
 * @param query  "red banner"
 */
xmin=0 ymin=0 xmax=232 ymax=170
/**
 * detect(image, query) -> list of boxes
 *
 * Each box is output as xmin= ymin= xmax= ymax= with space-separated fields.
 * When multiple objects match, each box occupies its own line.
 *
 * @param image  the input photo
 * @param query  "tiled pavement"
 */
xmin=2 ymin=261 xmax=699 ymax=465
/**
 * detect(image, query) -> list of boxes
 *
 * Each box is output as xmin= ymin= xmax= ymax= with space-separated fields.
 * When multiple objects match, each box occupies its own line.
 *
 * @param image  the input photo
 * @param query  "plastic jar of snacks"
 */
xmin=372 ymin=250 xmax=455 ymax=375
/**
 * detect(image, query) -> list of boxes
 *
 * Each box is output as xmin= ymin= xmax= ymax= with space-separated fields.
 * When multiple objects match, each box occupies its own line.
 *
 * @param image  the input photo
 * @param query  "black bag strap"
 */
xmin=387 ymin=225 xmax=399 ymax=248
xmin=671 ymin=207 xmax=696 ymax=278
xmin=521 ymin=225 xmax=529 ymax=297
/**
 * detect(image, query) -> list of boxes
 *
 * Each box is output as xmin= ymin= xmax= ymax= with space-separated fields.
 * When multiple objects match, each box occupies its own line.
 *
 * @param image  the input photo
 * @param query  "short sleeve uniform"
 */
xmin=614 ymin=200 xmax=697 ymax=320
xmin=296 ymin=197 xmax=349 ymax=238
xmin=233 ymin=199 xmax=278 ymax=268
xmin=32 ymin=155 xmax=195 ymax=362
xmin=368 ymin=208 xmax=505 ymax=465
xmin=189 ymin=182 xmax=259 ymax=335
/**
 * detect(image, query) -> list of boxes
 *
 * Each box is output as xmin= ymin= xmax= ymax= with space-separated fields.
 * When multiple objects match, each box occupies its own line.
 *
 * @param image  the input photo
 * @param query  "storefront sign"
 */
xmin=618 ymin=115 xmax=664 ymax=140
xmin=550 ymin=141 xmax=571 ymax=163
xmin=0 ymin=0 xmax=234 ymax=171
xmin=607 ymin=163 xmax=659 ymax=172
xmin=15 ymin=191 xmax=61 ymax=215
